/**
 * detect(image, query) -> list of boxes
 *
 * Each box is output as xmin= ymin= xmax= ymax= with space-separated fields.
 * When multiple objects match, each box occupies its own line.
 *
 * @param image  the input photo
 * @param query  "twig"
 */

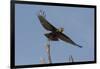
xmin=69 ymin=55 xmax=74 ymax=62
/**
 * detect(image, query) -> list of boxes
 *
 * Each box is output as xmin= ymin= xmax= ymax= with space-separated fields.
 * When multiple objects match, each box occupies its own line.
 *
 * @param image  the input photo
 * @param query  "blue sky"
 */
xmin=15 ymin=4 xmax=95 ymax=65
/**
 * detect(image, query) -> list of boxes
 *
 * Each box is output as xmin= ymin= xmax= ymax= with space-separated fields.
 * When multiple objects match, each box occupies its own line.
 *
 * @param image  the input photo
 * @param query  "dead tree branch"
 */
xmin=45 ymin=39 xmax=52 ymax=63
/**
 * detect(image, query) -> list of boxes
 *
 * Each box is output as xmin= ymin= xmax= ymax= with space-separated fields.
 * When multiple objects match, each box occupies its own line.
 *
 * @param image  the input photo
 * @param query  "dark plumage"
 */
xmin=37 ymin=10 xmax=82 ymax=48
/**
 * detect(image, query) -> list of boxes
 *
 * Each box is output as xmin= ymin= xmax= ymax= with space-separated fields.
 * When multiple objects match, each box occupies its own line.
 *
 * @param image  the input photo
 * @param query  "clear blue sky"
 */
xmin=15 ymin=4 xmax=95 ymax=65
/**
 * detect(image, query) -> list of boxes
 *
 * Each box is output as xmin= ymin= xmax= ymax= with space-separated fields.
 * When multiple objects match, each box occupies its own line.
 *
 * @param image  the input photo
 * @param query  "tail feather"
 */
xmin=73 ymin=43 xmax=82 ymax=48
xmin=76 ymin=44 xmax=82 ymax=48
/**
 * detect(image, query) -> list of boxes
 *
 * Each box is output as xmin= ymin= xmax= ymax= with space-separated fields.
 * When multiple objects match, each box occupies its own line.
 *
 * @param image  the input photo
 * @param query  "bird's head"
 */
xmin=57 ymin=28 xmax=64 ymax=33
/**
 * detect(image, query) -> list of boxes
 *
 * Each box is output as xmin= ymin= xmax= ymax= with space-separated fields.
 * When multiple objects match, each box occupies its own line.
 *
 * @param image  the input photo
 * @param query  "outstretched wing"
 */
xmin=58 ymin=32 xmax=82 ymax=48
xmin=38 ymin=15 xmax=57 ymax=32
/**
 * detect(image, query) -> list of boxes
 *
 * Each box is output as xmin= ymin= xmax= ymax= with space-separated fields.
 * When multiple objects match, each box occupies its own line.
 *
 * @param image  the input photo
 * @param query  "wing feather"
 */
xmin=58 ymin=32 xmax=82 ymax=48
xmin=38 ymin=15 xmax=57 ymax=32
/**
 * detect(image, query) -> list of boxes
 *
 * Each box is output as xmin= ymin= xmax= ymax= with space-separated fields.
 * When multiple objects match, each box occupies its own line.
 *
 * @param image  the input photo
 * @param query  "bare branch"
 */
xmin=69 ymin=55 xmax=74 ymax=62
xmin=45 ymin=39 xmax=52 ymax=63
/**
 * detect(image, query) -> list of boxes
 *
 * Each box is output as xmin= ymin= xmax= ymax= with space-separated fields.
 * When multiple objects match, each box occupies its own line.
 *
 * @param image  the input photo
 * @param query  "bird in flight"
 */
xmin=37 ymin=10 xmax=82 ymax=48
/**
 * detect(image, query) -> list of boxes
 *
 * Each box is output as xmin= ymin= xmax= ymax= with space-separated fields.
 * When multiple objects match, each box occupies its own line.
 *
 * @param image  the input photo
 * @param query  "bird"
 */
xmin=37 ymin=10 xmax=82 ymax=48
